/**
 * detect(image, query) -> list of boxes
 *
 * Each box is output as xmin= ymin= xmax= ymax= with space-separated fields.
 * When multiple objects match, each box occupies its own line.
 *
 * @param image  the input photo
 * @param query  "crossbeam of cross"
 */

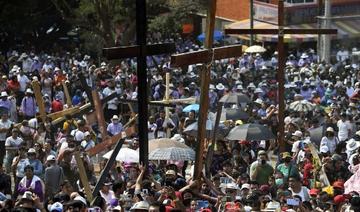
xmin=171 ymin=0 xmax=243 ymax=180
xmin=102 ymin=0 xmax=176 ymax=167
xmin=225 ymin=0 xmax=337 ymax=152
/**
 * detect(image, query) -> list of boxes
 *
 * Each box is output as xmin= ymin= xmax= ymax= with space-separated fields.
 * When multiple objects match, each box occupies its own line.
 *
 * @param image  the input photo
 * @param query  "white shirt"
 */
xmin=17 ymin=74 xmax=30 ymax=92
xmin=337 ymin=50 xmax=349 ymax=62
xmin=320 ymin=136 xmax=338 ymax=154
xmin=5 ymin=136 xmax=23 ymax=147
xmin=100 ymin=190 xmax=116 ymax=205
xmin=0 ymin=120 xmax=12 ymax=141
xmin=102 ymin=87 xmax=118 ymax=110
xmin=289 ymin=186 xmax=310 ymax=202
xmin=291 ymin=140 xmax=303 ymax=153
xmin=337 ymin=120 xmax=352 ymax=141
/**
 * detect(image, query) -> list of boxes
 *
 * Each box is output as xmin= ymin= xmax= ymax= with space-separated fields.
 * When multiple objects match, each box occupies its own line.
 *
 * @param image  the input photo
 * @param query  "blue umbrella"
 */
xmin=197 ymin=30 xmax=224 ymax=42
xmin=183 ymin=104 xmax=200 ymax=113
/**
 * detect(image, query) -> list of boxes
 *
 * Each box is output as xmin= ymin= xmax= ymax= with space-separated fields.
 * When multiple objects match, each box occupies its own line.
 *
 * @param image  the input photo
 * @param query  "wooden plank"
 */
xmin=74 ymin=152 xmax=93 ymax=202
xmin=308 ymin=143 xmax=330 ymax=186
xmin=151 ymin=97 xmax=196 ymax=104
xmin=91 ymin=90 xmax=107 ymax=140
xmin=103 ymin=43 xmax=176 ymax=60
xmin=87 ymin=126 xmax=136 ymax=156
xmin=31 ymin=81 xmax=46 ymax=123
xmin=47 ymin=106 xmax=80 ymax=120
xmin=62 ymin=80 xmax=72 ymax=107
xmin=193 ymin=0 xmax=217 ymax=180
xmin=78 ymin=72 xmax=94 ymax=105
xmin=171 ymin=45 xmax=243 ymax=67
xmin=92 ymin=138 xmax=125 ymax=197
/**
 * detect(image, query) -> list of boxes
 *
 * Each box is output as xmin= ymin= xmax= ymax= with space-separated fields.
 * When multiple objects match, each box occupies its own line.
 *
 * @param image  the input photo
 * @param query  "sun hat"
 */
xmin=292 ymin=130 xmax=303 ymax=137
xmin=346 ymin=139 xmax=360 ymax=151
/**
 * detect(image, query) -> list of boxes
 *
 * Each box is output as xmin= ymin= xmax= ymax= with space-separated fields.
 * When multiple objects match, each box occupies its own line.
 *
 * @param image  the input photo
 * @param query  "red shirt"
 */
xmin=7 ymin=80 xmax=20 ymax=92
xmin=51 ymin=100 xmax=63 ymax=112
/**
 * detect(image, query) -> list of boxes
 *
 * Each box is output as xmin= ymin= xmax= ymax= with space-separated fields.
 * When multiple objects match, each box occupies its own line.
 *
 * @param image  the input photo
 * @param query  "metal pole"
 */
xmin=322 ymin=0 xmax=331 ymax=63
xmin=250 ymin=0 xmax=254 ymax=46
xmin=278 ymin=0 xmax=285 ymax=152
xmin=136 ymin=0 xmax=149 ymax=167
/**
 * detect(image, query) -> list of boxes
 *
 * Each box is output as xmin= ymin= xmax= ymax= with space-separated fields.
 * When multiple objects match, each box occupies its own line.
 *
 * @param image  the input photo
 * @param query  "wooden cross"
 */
xmin=225 ymin=0 xmax=337 ymax=152
xmin=171 ymin=0 xmax=243 ymax=180
xmin=102 ymin=0 xmax=176 ymax=167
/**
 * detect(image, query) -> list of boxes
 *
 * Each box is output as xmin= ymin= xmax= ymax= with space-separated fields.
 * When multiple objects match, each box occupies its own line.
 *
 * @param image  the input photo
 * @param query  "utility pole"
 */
xmin=321 ymin=0 xmax=331 ymax=63
xmin=250 ymin=0 xmax=254 ymax=46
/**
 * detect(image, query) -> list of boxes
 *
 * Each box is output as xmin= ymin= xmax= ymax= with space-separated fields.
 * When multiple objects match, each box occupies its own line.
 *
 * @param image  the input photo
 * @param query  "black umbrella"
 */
xmin=224 ymin=108 xmax=249 ymax=120
xmin=219 ymin=92 xmax=251 ymax=104
xmin=183 ymin=120 xmax=230 ymax=139
xmin=308 ymin=125 xmax=326 ymax=146
xmin=226 ymin=123 xmax=275 ymax=141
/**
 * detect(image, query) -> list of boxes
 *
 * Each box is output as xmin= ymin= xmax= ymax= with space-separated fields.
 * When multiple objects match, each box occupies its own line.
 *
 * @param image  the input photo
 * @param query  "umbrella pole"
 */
xmin=205 ymin=102 xmax=223 ymax=177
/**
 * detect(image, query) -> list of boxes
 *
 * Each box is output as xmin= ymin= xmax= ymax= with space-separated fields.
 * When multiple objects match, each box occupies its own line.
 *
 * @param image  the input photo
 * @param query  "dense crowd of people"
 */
xmin=0 ymin=34 xmax=360 ymax=212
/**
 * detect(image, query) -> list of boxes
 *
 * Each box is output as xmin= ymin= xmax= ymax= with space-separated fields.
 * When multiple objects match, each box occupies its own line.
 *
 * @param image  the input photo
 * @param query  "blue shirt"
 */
xmin=107 ymin=122 xmax=123 ymax=136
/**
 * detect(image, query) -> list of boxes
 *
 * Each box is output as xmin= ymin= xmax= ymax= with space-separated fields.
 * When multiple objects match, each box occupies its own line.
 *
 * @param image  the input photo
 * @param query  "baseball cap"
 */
xmin=47 ymin=155 xmax=56 ymax=161
xmin=241 ymin=183 xmax=250 ymax=190
xmin=50 ymin=202 xmax=63 ymax=212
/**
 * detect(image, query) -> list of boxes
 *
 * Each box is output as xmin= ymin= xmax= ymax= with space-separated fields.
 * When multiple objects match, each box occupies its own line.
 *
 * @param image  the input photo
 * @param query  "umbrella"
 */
xmin=289 ymin=100 xmax=315 ymax=113
xmin=183 ymin=120 xmax=229 ymax=139
xmin=308 ymin=125 xmax=326 ymax=146
xmin=219 ymin=93 xmax=251 ymax=104
xmin=245 ymin=45 xmax=266 ymax=53
xmin=183 ymin=104 xmax=200 ymax=113
xmin=148 ymin=138 xmax=189 ymax=153
xmin=197 ymin=30 xmax=224 ymax=42
xmin=103 ymin=148 xmax=139 ymax=163
xmin=149 ymin=147 xmax=195 ymax=161
xmin=183 ymin=120 xmax=214 ymax=138
xmin=226 ymin=124 xmax=275 ymax=141
xmin=222 ymin=108 xmax=249 ymax=121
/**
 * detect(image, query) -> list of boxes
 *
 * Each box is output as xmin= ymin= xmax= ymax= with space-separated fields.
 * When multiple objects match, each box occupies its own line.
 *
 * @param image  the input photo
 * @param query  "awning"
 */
xmin=226 ymin=18 xmax=360 ymax=43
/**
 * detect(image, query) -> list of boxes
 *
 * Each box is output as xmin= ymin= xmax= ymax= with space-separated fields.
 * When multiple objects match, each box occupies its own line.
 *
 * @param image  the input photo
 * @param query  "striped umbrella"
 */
xmin=149 ymin=147 xmax=195 ymax=161
xmin=289 ymin=100 xmax=315 ymax=113
xmin=148 ymin=138 xmax=189 ymax=153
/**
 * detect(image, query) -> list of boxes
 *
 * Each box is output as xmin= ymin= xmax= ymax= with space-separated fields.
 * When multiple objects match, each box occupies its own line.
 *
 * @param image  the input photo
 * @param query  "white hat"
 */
xmin=241 ymin=183 xmax=250 ymax=190
xmin=46 ymin=155 xmax=56 ymax=161
xmin=84 ymin=131 xmax=91 ymax=137
xmin=216 ymin=83 xmax=225 ymax=91
xmin=0 ymin=92 xmax=8 ymax=97
xmin=292 ymin=130 xmax=303 ymax=137
xmin=284 ymin=117 xmax=292 ymax=125
xmin=32 ymin=76 xmax=38 ymax=81
xmin=236 ymin=84 xmax=243 ymax=90
xmin=27 ymin=148 xmax=36 ymax=154
xmin=130 ymin=201 xmax=149 ymax=211
xmin=320 ymin=145 xmax=329 ymax=153
xmin=33 ymin=56 xmax=39 ymax=61
xmin=301 ymin=53 xmax=308 ymax=58
xmin=209 ymin=84 xmax=215 ymax=90
xmin=26 ymin=88 xmax=33 ymax=94
xmin=254 ymin=88 xmax=263 ymax=94
xmin=346 ymin=139 xmax=360 ymax=151
xmin=254 ymin=98 xmax=263 ymax=105
xmin=74 ymin=195 xmax=87 ymax=206
xmin=247 ymin=83 xmax=256 ymax=89
xmin=326 ymin=127 xmax=334 ymax=132
xmin=54 ymin=67 xmax=61 ymax=71
xmin=21 ymin=191 xmax=33 ymax=201
xmin=50 ymin=202 xmax=63 ymax=212
xmin=111 ymin=115 xmax=119 ymax=120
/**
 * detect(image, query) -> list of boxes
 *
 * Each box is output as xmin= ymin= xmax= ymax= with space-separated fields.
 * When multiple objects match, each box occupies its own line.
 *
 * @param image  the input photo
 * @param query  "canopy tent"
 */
xmin=226 ymin=18 xmax=360 ymax=43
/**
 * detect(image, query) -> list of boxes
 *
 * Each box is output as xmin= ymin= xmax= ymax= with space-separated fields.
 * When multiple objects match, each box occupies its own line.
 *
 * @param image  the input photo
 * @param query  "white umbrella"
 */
xmin=288 ymin=100 xmax=315 ymax=113
xmin=245 ymin=45 xmax=266 ymax=53
xmin=103 ymin=148 xmax=139 ymax=163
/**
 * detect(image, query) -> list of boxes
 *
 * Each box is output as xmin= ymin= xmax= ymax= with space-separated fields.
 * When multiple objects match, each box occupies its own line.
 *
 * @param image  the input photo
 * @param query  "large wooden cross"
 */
xmin=171 ymin=0 xmax=243 ymax=180
xmin=102 ymin=0 xmax=176 ymax=167
xmin=225 ymin=0 xmax=337 ymax=152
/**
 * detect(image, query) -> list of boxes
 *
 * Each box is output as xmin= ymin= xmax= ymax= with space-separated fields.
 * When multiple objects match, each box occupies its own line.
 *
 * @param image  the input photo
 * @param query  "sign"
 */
xmin=254 ymin=3 xmax=278 ymax=24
